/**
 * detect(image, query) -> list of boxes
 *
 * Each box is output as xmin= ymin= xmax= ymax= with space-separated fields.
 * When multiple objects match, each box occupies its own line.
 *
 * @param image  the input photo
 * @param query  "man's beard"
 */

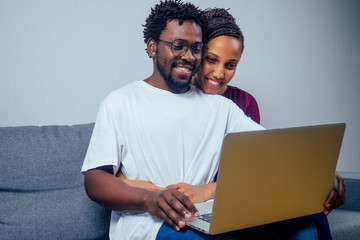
xmin=156 ymin=57 xmax=197 ymax=92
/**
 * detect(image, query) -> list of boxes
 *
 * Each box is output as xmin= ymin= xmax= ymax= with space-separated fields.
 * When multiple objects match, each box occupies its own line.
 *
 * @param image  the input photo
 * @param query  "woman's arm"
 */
xmin=116 ymin=172 xmax=165 ymax=192
xmin=116 ymin=172 xmax=216 ymax=203
xmin=166 ymin=182 xmax=216 ymax=203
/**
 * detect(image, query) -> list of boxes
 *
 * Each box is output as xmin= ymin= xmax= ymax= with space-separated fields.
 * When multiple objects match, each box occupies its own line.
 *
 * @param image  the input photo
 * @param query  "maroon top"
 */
xmin=222 ymin=85 xmax=260 ymax=124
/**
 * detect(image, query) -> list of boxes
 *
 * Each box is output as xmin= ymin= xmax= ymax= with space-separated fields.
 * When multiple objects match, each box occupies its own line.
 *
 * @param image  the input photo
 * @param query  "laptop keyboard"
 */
xmin=199 ymin=213 xmax=212 ymax=223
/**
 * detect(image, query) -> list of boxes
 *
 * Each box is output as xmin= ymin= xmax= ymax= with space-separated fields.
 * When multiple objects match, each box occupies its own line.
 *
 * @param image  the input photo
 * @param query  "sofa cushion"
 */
xmin=328 ymin=209 xmax=360 ymax=240
xmin=0 ymin=123 xmax=110 ymax=239
xmin=327 ymin=171 xmax=360 ymax=240
xmin=337 ymin=171 xmax=360 ymax=211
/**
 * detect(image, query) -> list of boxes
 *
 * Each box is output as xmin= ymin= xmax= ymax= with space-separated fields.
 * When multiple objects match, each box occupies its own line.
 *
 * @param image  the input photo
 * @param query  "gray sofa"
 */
xmin=0 ymin=123 xmax=359 ymax=239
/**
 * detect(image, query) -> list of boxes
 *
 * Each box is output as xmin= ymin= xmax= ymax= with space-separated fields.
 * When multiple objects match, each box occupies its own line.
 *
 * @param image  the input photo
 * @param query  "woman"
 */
xmin=192 ymin=8 xmax=260 ymax=124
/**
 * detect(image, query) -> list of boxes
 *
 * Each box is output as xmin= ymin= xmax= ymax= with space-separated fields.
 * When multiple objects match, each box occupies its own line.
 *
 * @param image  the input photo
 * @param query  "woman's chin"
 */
xmin=203 ymin=88 xmax=219 ymax=95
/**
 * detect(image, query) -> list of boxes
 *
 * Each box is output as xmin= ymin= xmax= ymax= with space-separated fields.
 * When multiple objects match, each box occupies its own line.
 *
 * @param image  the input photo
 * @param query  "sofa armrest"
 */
xmin=338 ymin=171 xmax=360 ymax=211
xmin=328 ymin=171 xmax=360 ymax=240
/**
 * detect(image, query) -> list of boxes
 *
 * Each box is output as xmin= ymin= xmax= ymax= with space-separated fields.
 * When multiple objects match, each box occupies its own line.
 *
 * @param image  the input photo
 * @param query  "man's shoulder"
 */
xmin=104 ymin=81 xmax=143 ymax=102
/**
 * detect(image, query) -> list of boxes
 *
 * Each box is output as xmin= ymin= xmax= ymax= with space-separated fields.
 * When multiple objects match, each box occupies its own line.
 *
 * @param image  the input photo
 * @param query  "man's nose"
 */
xmin=181 ymin=48 xmax=196 ymax=62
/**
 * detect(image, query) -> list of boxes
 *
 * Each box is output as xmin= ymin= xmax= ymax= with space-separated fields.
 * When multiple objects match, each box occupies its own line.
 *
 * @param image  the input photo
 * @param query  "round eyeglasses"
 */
xmin=158 ymin=39 xmax=207 ymax=60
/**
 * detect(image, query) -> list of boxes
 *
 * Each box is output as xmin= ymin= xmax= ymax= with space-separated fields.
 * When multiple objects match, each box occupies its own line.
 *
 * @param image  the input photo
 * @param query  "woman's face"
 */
xmin=195 ymin=35 xmax=243 ymax=95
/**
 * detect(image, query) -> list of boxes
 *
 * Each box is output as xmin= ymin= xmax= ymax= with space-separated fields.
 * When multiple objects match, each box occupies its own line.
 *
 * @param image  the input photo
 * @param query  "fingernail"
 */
xmin=184 ymin=212 xmax=191 ymax=219
xmin=178 ymin=220 xmax=185 ymax=228
xmin=175 ymin=226 xmax=180 ymax=231
xmin=194 ymin=211 xmax=200 ymax=217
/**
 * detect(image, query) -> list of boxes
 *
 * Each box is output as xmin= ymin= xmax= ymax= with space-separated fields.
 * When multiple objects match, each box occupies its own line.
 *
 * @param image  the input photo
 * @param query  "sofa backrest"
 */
xmin=0 ymin=123 xmax=110 ymax=240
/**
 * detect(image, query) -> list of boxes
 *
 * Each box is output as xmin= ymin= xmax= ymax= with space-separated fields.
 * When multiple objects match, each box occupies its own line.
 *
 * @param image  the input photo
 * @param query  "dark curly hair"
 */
xmin=202 ymin=8 xmax=244 ymax=51
xmin=143 ymin=0 xmax=204 ymax=52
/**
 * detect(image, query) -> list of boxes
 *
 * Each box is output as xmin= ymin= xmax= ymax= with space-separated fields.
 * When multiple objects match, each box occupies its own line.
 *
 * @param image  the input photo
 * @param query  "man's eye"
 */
xmin=192 ymin=47 xmax=202 ymax=54
xmin=172 ymin=45 xmax=185 ymax=50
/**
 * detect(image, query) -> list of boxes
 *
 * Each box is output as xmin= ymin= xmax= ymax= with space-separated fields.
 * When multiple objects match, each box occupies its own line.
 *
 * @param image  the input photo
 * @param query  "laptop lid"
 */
xmin=207 ymin=123 xmax=345 ymax=235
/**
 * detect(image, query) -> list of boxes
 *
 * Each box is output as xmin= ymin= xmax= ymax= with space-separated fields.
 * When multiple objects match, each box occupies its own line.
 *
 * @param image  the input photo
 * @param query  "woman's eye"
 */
xmin=226 ymin=63 xmax=237 ymax=70
xmin=206 ymin=56 xmax=216 ymax=63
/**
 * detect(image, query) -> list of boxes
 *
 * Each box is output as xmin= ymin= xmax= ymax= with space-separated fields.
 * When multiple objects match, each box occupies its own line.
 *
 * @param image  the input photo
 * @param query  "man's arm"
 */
xmin=84 ymin=165 xmax=199 ymax=231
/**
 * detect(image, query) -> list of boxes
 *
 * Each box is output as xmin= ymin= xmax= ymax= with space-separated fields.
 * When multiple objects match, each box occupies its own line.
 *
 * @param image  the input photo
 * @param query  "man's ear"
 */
xmin=147 ymin=38 xmax=156 ymax=58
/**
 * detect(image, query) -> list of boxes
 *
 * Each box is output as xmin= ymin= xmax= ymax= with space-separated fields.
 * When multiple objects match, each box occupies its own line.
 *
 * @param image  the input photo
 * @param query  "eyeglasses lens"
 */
xmin=171 ymin=39 xmax=204 ymax=59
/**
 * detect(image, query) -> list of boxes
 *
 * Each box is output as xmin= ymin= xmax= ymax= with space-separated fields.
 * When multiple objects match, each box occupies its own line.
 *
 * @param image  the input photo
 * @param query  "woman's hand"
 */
xmin=117 ymin=173 xmax=165 ymax=192
xmin=116 ymin=172 xmax=216 ymax=204
xmin=166 ymin=182 xmax=216 ymax=203
xmin=323 ymin=171 xmax=346 ymax=215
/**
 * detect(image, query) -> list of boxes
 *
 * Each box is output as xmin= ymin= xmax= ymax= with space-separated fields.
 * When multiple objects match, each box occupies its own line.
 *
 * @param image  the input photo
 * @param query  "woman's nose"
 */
xmin=213 ymin=65 xmax=225 ymax=80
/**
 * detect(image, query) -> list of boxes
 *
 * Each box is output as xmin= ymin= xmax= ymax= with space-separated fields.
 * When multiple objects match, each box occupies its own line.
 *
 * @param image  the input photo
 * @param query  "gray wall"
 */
xmin=1 ymin=0 xmax=359 ymax=172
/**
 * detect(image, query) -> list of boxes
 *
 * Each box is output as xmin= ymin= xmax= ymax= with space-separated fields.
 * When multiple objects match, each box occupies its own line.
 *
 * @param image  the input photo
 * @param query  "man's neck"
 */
xmin=144 ymin=75 xmax=190 ymax=94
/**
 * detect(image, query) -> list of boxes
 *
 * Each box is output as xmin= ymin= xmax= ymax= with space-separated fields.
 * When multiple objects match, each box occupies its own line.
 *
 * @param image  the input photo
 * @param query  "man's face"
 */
xmin=155 ymin=20 xmax=203 ymax=93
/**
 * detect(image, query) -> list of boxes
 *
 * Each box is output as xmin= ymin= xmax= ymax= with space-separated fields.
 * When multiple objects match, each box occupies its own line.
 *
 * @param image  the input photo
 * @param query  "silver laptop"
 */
xmin=187 ymin=123 xmax=346 ymax=235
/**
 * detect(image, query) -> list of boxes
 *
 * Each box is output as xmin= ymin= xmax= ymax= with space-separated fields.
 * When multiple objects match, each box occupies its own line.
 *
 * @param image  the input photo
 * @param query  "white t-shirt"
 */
xmin=82 ymin=80 xmax=264 ymax=240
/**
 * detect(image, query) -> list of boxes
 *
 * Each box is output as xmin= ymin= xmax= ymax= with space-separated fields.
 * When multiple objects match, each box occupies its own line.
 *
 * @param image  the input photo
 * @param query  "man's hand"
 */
xmin=87 ymin=167 xmax=198 ymax=231
xmin=324 ymin=171 xmax=346 ymax=215
xmin=117 ymin=173 xmax=165 ymax=192
xmin=166 ymin=182 xmax=216 ymax=203
xmin=144 ymin=188 xmax=199 ymax=231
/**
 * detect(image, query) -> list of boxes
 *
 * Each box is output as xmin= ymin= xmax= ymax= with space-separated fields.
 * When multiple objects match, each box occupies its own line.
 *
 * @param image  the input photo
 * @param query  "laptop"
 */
xmin=187 ymin=123 xmax=346 ymax=235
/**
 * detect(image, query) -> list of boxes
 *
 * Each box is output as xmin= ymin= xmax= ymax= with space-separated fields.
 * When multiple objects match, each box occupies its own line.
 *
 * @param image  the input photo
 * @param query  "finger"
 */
xmin=157 ymin=207 xmax=182 ymax=231
xmin=333 ymin=190 xmax=345 ymax=209
xmin=324 ymin=194 xmax=336 ymax=215
xmin=324 ymin=208 xmax=332 ymax=216
xmin=325 ymin=189 xmax=336 ymax=209
xmin=160 ymin=197 xmax=189 ymax=229
xmin=166 ymin=184 xmax=179 ymax=189
xmin=331 ymin=174 xmax=344 ymax=209
xmin=326 ymin=174 xmax=340 ymax=205
xmin=171 ymin=189 xmax=199 ymax=218
xmin=144 ymin=191 xmax=184 ymax=230
xmin=338 ymin=176 xmax=346 ymax=202
xmin=156 ymin=190 xmax=192 ymax=226
xmin=324 ymin=182 xmax=343 ymax=214
xmin=156 ymin=193 xmax=187 ymax=230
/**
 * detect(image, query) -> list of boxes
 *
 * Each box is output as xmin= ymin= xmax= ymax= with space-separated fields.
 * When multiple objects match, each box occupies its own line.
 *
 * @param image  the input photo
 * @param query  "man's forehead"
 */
xmin=161 ymin=19 xmax=202 ymax=42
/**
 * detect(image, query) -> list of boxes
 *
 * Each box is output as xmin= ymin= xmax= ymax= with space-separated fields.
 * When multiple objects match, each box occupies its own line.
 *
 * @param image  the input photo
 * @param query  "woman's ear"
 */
xmin=147 ymin=38 xmax=156 ymax=58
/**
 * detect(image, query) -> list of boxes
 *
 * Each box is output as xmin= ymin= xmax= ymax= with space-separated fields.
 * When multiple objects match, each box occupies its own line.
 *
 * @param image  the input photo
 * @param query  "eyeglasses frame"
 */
xmin=157 ymin=39 xmax=208 ymax=59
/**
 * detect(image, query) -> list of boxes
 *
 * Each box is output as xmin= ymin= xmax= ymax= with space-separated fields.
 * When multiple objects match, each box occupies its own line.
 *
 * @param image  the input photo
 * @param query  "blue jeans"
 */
xmin=309 ymin=213 xmax=333 ymax=240
xmin=156 ymin=216 xmax=318 ymax=240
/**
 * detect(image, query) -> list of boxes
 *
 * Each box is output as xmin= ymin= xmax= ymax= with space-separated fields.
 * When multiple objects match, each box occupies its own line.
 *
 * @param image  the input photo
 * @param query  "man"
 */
xmin=82 ymin=1 xmax=317 ymax=239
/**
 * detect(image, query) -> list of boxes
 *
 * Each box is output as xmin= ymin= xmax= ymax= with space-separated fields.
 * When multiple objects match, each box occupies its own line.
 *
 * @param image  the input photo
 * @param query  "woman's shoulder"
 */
xmin=224 ymin=85 xmax=258 ymax=103
xmin=224 ymin=85 xmax=261 ymax=124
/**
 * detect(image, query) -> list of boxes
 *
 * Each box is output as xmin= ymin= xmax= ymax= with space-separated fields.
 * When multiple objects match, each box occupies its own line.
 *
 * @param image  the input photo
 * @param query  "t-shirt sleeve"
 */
xmin=81 ymin=102 xmax=122 ymax=174
xmin=226 ymin=101 xmax=265 ymax=133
